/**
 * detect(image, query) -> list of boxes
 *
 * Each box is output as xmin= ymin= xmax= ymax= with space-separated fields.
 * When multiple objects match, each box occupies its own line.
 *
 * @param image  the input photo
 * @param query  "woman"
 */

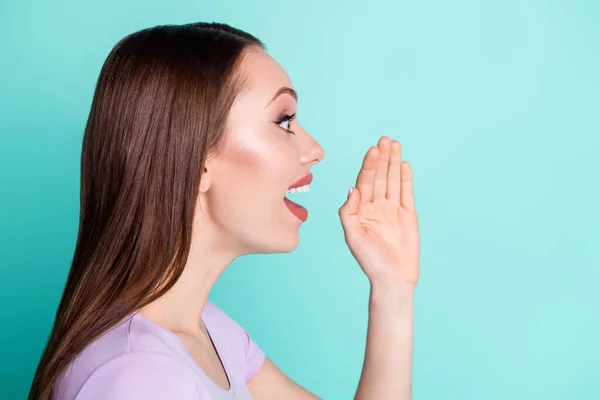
xmin=29 ymin=22 xmax=420 ymax=400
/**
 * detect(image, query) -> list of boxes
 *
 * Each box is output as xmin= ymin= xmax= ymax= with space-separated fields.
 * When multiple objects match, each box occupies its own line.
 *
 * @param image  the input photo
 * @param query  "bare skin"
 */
xmin=138 ymin=47 xmax=419 ymax=399
xmin=248 ymin=137 xmax=419 ymax=400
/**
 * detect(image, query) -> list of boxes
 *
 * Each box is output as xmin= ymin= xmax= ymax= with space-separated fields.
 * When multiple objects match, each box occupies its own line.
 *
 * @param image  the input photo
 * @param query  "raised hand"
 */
xmin=338 ymin=136 xmax=420 ymax=286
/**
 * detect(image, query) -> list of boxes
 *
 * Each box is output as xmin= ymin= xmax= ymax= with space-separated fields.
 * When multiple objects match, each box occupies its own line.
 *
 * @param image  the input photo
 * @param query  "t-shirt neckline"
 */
xmin=131 ymin=312 xmax=236 ymax=399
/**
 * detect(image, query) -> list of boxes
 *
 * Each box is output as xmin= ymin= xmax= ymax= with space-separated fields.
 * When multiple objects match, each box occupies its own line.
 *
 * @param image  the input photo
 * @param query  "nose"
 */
xmin=299 ymin=127 xmax=325 ymax=167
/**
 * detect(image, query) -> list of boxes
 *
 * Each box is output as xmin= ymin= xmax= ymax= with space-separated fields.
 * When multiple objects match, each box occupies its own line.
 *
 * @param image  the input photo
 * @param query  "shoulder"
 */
xmin=55 ymin=314 xmax=198 ymax=400
xmin=73 ymin=352 xmax=198 ymax=399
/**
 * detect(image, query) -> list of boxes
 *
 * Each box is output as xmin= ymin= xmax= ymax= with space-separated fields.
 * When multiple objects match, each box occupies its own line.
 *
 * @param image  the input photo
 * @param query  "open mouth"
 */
xmin=284 ymin=173 xmax=312 ymax=222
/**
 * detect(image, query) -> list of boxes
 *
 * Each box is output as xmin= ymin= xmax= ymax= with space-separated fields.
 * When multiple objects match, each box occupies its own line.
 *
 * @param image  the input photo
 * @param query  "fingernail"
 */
xmin=348 ymin=187 xmax=354 ymax=199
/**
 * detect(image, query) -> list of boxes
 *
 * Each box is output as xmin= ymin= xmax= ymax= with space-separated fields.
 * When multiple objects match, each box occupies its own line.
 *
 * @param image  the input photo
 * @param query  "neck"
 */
xmin=137 ymin=216 xmax=244 ymax=335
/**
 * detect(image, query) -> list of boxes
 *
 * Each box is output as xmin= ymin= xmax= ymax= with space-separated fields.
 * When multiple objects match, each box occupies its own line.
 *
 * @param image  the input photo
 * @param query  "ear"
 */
xmin=199 ymin=151 xmax=220 ymax=193
xmin=199 ymin=164 xmax=211 ymax=193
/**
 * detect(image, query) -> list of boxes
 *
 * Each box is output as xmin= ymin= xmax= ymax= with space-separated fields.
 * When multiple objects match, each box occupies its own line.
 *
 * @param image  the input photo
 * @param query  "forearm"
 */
xmin=354 ymin=282 xmax=415 ymax=400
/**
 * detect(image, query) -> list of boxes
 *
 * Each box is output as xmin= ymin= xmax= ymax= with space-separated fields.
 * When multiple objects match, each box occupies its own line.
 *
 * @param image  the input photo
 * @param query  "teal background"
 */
xmin=1 ymin=0 xmax=599 ymax=399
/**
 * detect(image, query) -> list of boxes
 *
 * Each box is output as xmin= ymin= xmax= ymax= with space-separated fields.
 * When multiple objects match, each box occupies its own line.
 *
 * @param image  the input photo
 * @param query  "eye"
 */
xmin=275 ymin=113 xmax=296 ymax=135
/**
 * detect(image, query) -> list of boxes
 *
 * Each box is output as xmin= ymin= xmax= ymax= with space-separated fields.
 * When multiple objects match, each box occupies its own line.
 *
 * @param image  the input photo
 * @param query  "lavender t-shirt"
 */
xmin=53 ymin=301 xmax=266 ymax=399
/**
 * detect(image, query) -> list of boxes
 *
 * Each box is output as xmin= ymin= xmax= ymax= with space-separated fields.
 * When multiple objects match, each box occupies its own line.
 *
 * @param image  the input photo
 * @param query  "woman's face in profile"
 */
xmin=198 ymin=48 xmax=325 ymax=255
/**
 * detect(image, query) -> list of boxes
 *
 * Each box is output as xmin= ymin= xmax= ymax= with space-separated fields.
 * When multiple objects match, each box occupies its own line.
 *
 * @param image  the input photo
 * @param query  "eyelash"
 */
xmin=275 ymin=113 xmax=296 ymax=135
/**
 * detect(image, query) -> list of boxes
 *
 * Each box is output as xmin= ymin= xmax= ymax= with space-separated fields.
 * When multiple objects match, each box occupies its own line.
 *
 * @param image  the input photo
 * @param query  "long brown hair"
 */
xmin=29 ymin=22 xmax=264 ymax=400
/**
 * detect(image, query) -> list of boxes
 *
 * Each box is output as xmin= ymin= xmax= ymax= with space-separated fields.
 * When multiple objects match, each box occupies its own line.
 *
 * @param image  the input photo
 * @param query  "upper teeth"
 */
xmin=286 ymin=185 xmax=310 ymax=194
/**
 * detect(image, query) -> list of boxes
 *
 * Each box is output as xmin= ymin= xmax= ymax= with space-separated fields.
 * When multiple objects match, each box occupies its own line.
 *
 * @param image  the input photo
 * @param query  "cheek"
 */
xmin=221 ymin=134 xmax=296 ymax=196
xmin=207 ymin=138 xmax=296 ymax=244
xmin=203 ymin=131 xmax=301 ymax=253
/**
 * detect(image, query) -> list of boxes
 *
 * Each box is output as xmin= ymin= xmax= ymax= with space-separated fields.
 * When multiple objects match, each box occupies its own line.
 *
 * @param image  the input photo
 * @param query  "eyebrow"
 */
xmin=265 ymin=87 xmax=298 ymax=108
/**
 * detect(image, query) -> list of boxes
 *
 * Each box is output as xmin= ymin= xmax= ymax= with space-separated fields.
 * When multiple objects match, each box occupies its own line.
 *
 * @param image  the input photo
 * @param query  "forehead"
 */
xmin=237 ymin=48 xmax=293 ymax=102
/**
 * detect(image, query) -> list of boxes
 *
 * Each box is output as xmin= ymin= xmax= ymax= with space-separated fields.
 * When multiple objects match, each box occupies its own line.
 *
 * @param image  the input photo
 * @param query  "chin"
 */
xmin=278 ymin=239 xmax=299 ymax=254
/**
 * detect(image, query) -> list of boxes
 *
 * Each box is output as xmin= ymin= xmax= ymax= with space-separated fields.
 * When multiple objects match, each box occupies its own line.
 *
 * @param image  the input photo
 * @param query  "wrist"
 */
xmin=369 ymin=279 xmax=416 ymax=294
xmin=369 ymin=281 xmax=415 ymax=309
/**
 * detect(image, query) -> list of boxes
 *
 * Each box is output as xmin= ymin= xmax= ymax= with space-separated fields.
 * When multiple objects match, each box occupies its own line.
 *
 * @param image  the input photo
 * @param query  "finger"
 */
xmin=400 ymin=161 xmax=415 ymax=211
xmin=355 ymin=146 xmax=379 ymax=206
xmin=338 ymin=186 xmax=362 ymax=242
xmin=373 ymin=136 xmax=391 ymax=200
xmin=386 ymin=140 xmax=402 ymax=202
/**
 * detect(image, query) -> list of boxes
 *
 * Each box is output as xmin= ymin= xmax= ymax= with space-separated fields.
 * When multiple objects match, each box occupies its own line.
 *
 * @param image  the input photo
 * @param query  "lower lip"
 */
xmin=284 ymin=197 xmax=308 ymax=222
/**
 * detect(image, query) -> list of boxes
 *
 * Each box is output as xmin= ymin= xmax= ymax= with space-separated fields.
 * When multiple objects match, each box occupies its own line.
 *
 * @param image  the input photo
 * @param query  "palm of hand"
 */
xmin=339 ymin=137 xmax=420 ymax=286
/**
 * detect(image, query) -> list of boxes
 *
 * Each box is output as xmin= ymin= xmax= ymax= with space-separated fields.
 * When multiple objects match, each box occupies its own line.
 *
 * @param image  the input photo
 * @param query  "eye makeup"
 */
xmin=275 ymin=113 xmax=296 ymax=134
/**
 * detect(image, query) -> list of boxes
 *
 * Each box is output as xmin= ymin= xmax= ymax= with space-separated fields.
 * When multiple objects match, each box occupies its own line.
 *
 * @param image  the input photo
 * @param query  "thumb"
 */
xmin=338 ymin=186 xmax=361 ymax=234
